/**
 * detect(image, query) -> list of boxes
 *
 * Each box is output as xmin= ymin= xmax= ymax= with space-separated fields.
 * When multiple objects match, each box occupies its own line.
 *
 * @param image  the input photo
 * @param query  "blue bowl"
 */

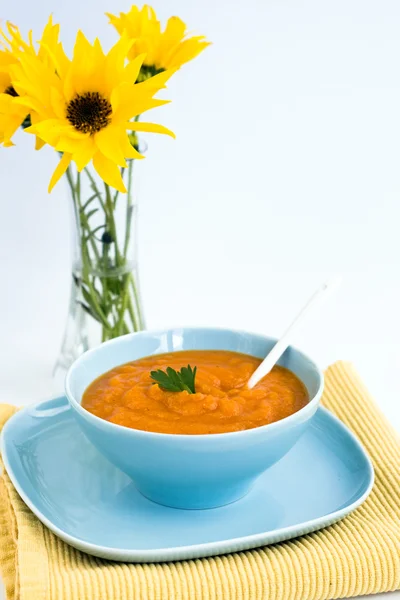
xmin=65 ymin=328 xmax=324 ymax=510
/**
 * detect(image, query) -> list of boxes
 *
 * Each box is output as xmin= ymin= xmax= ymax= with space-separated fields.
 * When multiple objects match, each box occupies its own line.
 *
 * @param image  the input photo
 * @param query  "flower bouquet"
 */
xmin=0 ymin=5 xmax=209 ymax=372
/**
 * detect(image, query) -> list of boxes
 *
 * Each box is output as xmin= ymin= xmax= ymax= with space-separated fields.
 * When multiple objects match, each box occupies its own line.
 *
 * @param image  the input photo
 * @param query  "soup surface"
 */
xmin=81 ymin=350 xmax=309 ymax=434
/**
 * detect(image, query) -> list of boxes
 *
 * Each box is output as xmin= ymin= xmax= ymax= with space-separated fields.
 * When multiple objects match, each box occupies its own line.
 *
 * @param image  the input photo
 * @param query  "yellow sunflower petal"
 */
xmin=111 ymin=83 xmax=170 ymax=121
xmin=153 ymin=17 xmax=186 ymax=69
xmin=48 ymin=152 xmax=72 ymax=192
xmin=124 ymin=53 xmax=146 ymax=84
xmin=119 ymin=131 xmax=144 ymax=160
xmin=1 ymin=138 xmax=14 ymax=147
xmin=1 ymin=22 xmax=32 ymax=54
xmin=105 ymin=33 xmax=133 ymax=72
xmin=0 ymin=115 xmax=22 ymax=145
xmin=11 ymin=52 xmax=61 ymax=107
xmin=131 ymin=97 xmax=171 ymax=118
xmin=72 ymin=30 xmax=93 ymax=63
xmin=73 ymin=136 xmax=96 ymax=171
xmin=0 ymin=93 xmax=27 ymax=144
xmin=144 ymin=5 xmax=158 ymax=26
xmin=134 ymin=67 xmax=178 ymax=91
xmin=0 ymin=72 xmax=11 ymax=94
xmin=163 ymin=16 xmax=186 ymax=42
xmin=106 ymin=12 xmax=124 ymax=36
xmin=12 ymin=95 xmax=42 ymax=114
xmin=93 ymin=38 xmax=105 ymax=61
xmin=30 ymin=121 xmax=79 ymax=148
xmin=66 ymin=31 xmax=107 ymax=99
xmin=35 ymin=137 xmax=46 ymax=150
xmin=95 ymin=125 xmax=127 ymax=168
xmin=126 ymin=121 xmax=175 ymax=138
xmin=104 ymin=33 xmax=133 ymax=92
xmin=93 ymin=151 xmax=127 ymax=193
xmin=166 ymin=37 xmax=210 ymax=69
xmin=50 ymin=87 xmax=65 ymax=120
xmin=40 ymin=39 xmax=70 ymax=79
xmin=25 ymin=119 xmax=63 ymax=146
xmin=30 ymin=111 xmax=46 ymax=150
xmin=0 ymin=93 xmax=12 ymax=112
xmin=55 ymin=134 xmax=86 ymax=154
xmin=37 ymin=16 xmax=61 ymax=62
xmin=106 ymin=6 xmax=209 ymax=71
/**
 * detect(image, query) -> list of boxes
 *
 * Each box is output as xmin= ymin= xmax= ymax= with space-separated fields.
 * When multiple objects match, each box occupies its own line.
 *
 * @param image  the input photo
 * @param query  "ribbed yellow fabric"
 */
xmin=0 ymin=362 xmax=399 ymax=600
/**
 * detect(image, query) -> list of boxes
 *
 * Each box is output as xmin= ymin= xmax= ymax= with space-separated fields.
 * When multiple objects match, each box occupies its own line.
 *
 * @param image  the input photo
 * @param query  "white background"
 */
xmin=0 ymin=0 xmax=399 ymax=598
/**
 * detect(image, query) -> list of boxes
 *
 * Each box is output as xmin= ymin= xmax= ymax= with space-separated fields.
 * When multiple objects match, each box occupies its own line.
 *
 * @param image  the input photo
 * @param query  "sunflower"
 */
xmin=0 ymin=18 xmax=61 ymax=147
xmin=10 ymin=29 xmax=175 ymax=192
xmin=107 ymin=5 xmax=210 ymax=80
xmin=0 ymin=47 xmax=16 ymax=94
xmin=0 ymin=54 xmax=23 ymax=146
xmin=0 ymin=24 xmax=28 ymax=146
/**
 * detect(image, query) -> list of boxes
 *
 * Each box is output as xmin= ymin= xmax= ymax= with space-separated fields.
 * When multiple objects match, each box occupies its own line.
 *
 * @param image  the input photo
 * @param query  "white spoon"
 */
xmin=247 ymin=276 xmax=342 ymax=389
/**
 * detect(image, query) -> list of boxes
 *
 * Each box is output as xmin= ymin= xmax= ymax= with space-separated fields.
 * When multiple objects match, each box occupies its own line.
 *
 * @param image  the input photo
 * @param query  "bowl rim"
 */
xmin=65 ymin=326 xmax=324 ymax=440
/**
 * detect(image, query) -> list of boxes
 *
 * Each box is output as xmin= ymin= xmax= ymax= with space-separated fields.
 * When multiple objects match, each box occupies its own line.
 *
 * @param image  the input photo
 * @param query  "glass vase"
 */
xmin=53 ymin=159 xmax=145 ymax=380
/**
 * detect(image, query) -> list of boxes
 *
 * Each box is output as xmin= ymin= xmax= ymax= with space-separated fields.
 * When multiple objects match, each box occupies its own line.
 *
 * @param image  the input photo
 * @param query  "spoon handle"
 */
xmin=247 ymin=276 xmax=342 ymax=389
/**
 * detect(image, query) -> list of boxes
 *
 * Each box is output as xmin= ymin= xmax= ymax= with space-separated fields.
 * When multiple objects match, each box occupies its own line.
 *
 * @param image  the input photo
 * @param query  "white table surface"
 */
xmin=1 ymin=0 xmax=400 ymax=597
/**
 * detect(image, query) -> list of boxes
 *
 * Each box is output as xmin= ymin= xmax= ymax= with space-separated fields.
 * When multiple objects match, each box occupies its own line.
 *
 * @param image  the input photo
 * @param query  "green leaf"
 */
xmin=83 ymin=225 xmax=105 ymax=243
xmin=81 ymin=192 xmax=101 ymax=213
xmin=81 ymin=285 xmax=98 ymax=306
xmin=77 ymin=301 xmax=103 ymax=324
xmin=150 ymin=365 xmax=197 ymax=394
xmin=107 ymin=275 xmax=123 ymax=296
xmin=166 ymin=367 xmax=182 ymax=389
xmin=81 ymin=284 xmax=110 ymax=318
xmin=180 ymin=365 xmax=197 ymax=394
xmin=85 ymin=208 xmax=98 ymax=221
xmin=150 ymin=369 xmax=181 ymax=392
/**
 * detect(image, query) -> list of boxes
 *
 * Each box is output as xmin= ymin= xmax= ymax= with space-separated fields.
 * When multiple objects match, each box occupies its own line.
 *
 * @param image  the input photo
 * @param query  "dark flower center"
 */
xmin=5 ymin=86 xmax=18 ymax=97
xmin=66 ymin=92 xmax=112 ymax=135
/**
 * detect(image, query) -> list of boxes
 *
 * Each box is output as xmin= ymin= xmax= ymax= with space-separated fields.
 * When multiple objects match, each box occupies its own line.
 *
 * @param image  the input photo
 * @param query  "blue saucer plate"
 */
xmin=1 ymin=396 xmax=374 ymax=563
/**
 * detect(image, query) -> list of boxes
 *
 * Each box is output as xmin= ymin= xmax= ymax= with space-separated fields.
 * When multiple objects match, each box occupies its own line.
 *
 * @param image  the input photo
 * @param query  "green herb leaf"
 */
xmin=85 ymin=208 xmax=99 ymax=221
xmin=150 ymin=365 xmax=197 ymax=394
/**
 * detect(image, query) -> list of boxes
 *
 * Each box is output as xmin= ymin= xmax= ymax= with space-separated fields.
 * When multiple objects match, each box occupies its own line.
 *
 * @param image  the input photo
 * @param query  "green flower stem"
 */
xmin=104 ymin=182 xmax=122 ymax=265
xmin=81 ymin=245 xmax=112 ymax=332
xmin=123 ymin=159 xmax=134 ymax=258
xmin=101 ymin=238 xmax=110 ymax=342
xmin=66 ymin=168 xmax=110 ymax=331
xmin=66 ymin=162 xmax=145 ymax=344
xmin=130 ymin=272 xmax=144 ymax=329
xmin=112 ymin=167 xmax=124 ymax=208
xmin=67 ymin=168 xmax=101 ymax=263
xmin=84 ymin=168 xmax=107 ymax=215
xmin=127 ymin=288 xmax=140 ymax=331
xmin=115 ymin=273 xmax=130 ymax=336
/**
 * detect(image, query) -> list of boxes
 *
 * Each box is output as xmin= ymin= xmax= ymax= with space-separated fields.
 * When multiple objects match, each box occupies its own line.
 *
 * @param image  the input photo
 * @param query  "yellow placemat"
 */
xmin=0 ymin=361 xmax=399 ymax=600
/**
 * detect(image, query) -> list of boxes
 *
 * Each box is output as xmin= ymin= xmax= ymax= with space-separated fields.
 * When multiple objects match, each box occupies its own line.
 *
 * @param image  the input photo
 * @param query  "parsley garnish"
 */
xmin=150 ymin=365 xmax=197 ymax=394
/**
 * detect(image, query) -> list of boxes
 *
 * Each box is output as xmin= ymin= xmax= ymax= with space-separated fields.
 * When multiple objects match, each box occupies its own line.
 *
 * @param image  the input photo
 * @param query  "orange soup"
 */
xmin=81 ymin=350 xmax=309 ymax=434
